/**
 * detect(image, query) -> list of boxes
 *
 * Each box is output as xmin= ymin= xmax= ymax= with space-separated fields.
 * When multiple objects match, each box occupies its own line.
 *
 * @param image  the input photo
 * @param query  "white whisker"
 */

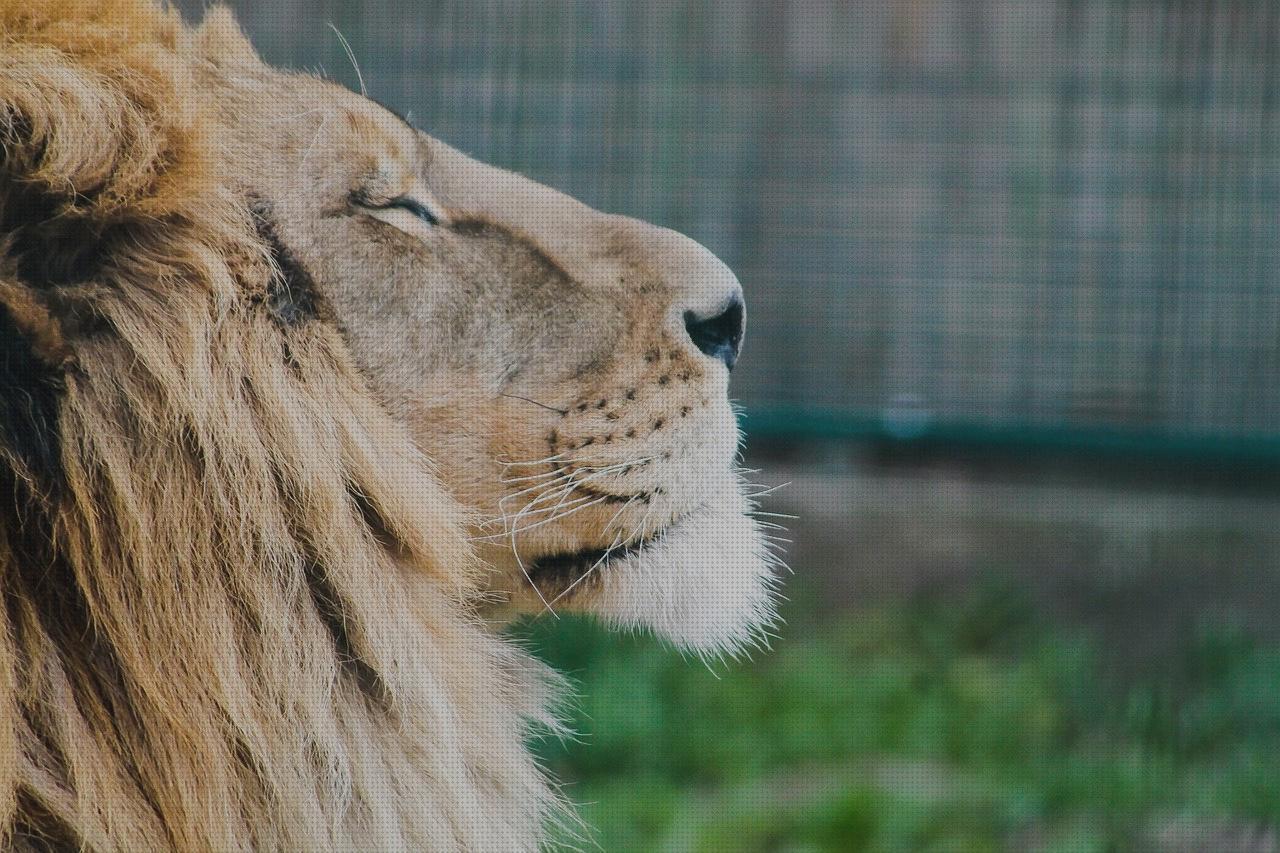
xmin=750 ymin=510 xmax=798 ymax=520
xmin=511 ymin=533 xmax=557 ymax=617
xmin=498 ymin=452 xmax=572 ymax=468
xmin=499 ymin=467 xmax=570 ymax=485
xmin=499 ymin=473 xmax=575 ymax=504
xmin=299 ymin=110 xmax=331 ymax=175
xmin=327 ymin=22 xmax=366 ymax=97
xmin=470 ymin=494 xmax=600 ymax=542
xmin=486 ymin=487 xmax=611 ymax=540
xmin=503 ymin=495 xmax=609 ymax=540
xmin=544 ymin=530 xmax=623 ymax=611
xmin=743 ymin=481 xmax=790 ymax=499
xmin=602 ymin=494 xmax=640 ymax=535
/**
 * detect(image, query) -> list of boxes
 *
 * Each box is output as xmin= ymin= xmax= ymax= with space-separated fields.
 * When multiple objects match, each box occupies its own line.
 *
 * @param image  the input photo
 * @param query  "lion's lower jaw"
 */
xmin=586 ymin=487 xmax=782 ymax=659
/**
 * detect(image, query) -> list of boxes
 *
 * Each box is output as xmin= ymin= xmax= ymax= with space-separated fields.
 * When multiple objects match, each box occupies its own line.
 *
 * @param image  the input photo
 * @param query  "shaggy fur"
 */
xmin=0 ymin=3 xmax=562 ymax=849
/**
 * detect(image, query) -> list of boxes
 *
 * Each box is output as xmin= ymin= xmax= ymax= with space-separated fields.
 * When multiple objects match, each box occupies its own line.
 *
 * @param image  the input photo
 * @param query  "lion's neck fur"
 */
xmin=0 ymin=2 xmax=564 ymax=849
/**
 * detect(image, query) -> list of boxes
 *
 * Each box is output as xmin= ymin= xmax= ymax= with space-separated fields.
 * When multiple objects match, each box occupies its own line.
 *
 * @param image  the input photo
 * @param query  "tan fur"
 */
xmin=0 ymin=2 xmax=777 ymax=849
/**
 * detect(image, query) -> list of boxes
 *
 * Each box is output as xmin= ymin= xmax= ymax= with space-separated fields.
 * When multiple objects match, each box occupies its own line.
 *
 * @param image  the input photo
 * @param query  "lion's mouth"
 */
xmin=525 ymin=508 xmax=695 ymax=593
xmin=527 ymin=535 xmax=655 ymax=591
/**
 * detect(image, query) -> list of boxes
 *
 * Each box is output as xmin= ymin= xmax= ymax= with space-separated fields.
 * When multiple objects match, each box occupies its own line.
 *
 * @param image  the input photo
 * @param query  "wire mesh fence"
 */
xmin=199 ymin=0 xmax=1280 ymax=454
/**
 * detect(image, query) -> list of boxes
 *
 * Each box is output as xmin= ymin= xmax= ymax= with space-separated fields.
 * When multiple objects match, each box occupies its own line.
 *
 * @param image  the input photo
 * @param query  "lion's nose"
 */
xmin=684 ymin=296 xmax=745 ymax=370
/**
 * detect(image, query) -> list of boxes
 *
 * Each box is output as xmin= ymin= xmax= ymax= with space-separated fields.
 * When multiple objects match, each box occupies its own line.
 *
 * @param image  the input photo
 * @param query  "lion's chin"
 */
xmin=555 ymin=487 xmax=781 ymax=659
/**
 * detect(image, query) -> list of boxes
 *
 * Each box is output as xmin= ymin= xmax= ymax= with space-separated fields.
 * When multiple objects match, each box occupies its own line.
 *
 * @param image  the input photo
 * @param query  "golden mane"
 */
xmin=0 ymin=2 xmax=562 ymax=848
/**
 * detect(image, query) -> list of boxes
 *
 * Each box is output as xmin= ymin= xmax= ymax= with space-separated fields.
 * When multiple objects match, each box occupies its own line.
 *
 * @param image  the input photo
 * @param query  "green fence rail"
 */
xmin=740 ymin=406 xmax=1280 ymax=468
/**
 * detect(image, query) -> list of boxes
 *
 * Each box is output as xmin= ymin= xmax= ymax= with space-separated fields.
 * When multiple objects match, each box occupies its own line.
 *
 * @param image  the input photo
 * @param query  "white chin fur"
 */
xmin=582 ymin=484 xmax=780 ymax=659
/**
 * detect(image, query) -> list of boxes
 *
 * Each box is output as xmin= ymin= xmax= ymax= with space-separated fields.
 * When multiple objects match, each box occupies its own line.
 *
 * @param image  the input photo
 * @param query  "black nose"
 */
xmin=684 ymin=297 xmax=745 ymax=370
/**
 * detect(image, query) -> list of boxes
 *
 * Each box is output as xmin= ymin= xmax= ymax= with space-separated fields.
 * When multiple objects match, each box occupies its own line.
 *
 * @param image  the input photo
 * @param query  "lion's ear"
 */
xmin=0 ymin=50 xmax=136 ymax=285
xmin=0 ymin=9 xmax=216 ymax=288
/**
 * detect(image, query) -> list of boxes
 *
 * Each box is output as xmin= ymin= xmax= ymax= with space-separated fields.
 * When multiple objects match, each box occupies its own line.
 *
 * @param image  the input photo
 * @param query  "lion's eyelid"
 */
xmin=351 ymin=184 xmax=447 ymax=228
xmin=386 ymin=196 xmax=439 ymax=225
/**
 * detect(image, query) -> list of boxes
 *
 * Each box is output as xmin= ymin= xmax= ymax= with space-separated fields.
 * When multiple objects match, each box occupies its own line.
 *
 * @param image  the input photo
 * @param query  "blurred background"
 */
xmin=183 ymin=1 xmax=1280 ymax=849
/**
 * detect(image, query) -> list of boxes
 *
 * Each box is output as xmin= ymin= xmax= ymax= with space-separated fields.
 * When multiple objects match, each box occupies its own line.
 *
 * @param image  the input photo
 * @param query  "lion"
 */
xmin=0 ymin=1 xmax=779 ymax=849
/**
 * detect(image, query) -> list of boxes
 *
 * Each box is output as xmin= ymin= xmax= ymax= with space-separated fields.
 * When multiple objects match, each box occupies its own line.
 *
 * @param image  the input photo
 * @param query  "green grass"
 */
xmin=511 ymin=583 xmax=1280 ymax=851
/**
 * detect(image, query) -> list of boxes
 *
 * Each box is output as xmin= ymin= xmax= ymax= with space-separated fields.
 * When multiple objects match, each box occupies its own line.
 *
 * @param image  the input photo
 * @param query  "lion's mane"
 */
xmin=0 ymin=3 xmax=562 ymax=849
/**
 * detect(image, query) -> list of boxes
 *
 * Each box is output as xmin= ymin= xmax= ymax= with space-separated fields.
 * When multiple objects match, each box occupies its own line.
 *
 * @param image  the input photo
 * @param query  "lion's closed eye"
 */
xmin=353 ymin=192 xmax=447 ymax=235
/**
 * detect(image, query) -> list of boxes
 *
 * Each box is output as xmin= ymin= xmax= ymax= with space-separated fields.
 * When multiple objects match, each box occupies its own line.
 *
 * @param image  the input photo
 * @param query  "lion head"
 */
xmin=201 ymin=16 xmax=779 ymax=655
xmin=236 ymin=76 xmax=778 ymax=655
xmin=0 ymin=1 xmax=778 ymax=848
